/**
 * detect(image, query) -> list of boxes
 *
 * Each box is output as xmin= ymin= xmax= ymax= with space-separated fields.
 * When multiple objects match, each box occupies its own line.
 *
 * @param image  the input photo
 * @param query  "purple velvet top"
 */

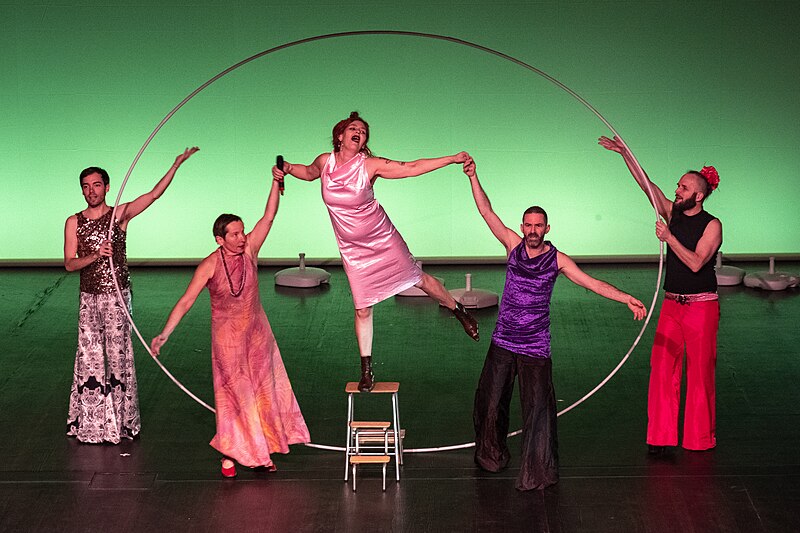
xmin=491 ymin=241 xmax=559 ymax=358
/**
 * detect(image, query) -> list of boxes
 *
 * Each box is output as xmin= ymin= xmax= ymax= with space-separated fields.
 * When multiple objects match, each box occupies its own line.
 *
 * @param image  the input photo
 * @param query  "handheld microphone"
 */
xmin=276 ymin=155 xmax=285 ymax=195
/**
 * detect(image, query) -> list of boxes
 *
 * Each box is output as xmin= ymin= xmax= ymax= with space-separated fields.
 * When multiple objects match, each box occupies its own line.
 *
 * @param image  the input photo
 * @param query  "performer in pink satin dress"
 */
xmin=151 ymin=175 xmax=309 ymax=477
xmin=320 ymin=150 xmax=423 ymax=308
xmin=273 ymin=111 xmax=479 ymax=392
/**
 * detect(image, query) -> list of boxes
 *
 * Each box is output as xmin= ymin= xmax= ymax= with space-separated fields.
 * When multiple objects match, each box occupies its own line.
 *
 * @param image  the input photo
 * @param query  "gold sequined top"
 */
xmin=76 ymin=210 xmax=131 ymax=294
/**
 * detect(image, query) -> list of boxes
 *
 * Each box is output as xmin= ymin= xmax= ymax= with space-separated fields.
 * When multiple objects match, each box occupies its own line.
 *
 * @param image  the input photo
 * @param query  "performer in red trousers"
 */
xmin=600 ymin=135 xmax=722 ymax=453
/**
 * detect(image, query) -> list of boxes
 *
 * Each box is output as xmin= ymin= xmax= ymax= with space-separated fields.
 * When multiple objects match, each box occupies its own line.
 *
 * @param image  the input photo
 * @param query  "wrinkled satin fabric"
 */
xmin=321 ymin=152 xmax=423 ymax=308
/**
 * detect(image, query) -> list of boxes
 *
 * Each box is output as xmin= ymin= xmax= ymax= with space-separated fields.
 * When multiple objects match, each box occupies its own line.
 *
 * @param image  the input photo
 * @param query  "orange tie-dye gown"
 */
xmin=206 ymin=249 xmax=310 ymax=467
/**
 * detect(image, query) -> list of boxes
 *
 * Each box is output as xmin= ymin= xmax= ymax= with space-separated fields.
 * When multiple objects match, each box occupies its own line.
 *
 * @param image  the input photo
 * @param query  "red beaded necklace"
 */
xmin=218 ymin=247 xmax=246 ymax=297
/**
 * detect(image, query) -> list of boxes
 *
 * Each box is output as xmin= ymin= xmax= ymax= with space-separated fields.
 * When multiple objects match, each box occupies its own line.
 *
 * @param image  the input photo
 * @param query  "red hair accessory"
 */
xmin=700 ymin=165 xmax=720 ymax=191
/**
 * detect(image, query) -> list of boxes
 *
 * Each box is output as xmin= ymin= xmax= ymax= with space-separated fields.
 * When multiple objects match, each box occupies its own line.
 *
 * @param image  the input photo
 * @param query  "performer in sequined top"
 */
xmin=75 ymin=209 xmax=130 ymax=294
xmin=463 ymin=158 xmax=646 ymax=490
xmin=63 ymin=147 xmax=198 ymax=444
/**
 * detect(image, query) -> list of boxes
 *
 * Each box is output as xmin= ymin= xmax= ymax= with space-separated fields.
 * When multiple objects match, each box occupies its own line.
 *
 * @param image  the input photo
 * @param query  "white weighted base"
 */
xmin=715 ymin=252 xmax=745 ymax=286
xmin=743 ymin=272 xmax=799 ymax=291
xmin=743 ymin=257 xmax=799 ymax=291
xmin=446 ymin=273 xmax=498 ymax=309
xmin=274 ymin=253 xmax=331 ymax=288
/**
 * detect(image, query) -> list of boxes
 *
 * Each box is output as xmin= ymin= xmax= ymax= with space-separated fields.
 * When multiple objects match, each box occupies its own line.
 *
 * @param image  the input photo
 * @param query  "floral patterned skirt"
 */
xmin=67 ymin=289 xmax=140 ymax=444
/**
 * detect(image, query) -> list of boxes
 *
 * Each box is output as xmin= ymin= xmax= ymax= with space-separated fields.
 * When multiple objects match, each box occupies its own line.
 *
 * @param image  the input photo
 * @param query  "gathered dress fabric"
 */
xmin=321 ymin=151 xmax=423 ymax=309
xmin=207 ymin=249 xmax=310 ymax=467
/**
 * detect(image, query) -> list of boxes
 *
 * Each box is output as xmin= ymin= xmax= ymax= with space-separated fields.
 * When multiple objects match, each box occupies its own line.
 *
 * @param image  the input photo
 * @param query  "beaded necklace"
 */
xmin=218 ymin=247 xmax=246 ymax=297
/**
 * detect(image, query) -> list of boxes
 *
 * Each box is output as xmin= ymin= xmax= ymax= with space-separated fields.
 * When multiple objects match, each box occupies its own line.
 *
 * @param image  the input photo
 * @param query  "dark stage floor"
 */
xmin=1 ymin=263 xmax=799 ymax=532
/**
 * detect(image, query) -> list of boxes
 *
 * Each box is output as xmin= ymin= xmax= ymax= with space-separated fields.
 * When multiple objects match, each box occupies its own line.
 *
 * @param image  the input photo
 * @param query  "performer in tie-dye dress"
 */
xmin=151 ymin=174 xmax=309 ymax=477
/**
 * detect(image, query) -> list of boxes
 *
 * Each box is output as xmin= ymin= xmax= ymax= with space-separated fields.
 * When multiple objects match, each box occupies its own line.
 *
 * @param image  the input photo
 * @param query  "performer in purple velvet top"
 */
xmin=492 ymin=241 xmax=559 ymax=358
xmin=463 ymin=159 xmax=647 ymax=491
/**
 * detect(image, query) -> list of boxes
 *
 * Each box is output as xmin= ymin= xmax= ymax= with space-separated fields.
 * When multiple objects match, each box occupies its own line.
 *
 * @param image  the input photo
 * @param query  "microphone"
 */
xmin=276 ymin=155 xmax=285 ymax=195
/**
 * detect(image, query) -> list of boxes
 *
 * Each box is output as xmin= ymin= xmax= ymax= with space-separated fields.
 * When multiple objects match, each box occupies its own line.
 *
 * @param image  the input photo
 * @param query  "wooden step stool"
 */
xmin=344 ymin=382 xmax=403 ymax=487
xmin=349 ymin=455 xmax=391 ymax=491
xmin=348 ymin=421 xmax=391 ymax=491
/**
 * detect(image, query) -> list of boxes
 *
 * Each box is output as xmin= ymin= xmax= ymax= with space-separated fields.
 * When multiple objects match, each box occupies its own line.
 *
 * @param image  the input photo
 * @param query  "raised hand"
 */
xmin=598 ymin=135 xmax=625 ymax=154
xmin=462 ymin=158 xmax=476 ymax=178
xmin=173 ymin=146 xmax=199 ymax=167
xmin=272 ymin=162 xmax=289 ymax=181
xmin=452 ymin=151 xmax=471 ymax=164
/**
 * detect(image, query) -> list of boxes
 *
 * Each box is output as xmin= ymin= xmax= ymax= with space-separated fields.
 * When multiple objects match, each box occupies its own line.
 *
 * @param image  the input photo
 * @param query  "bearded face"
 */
xmin=672 ymin=173 xmax=706 ymax=213
xmin=520 ymin=213 xmax=549 ymax=251
xmin=525 ymin=228 xmax=544 ymax=248
xmin=673 ymin=193 xmax=697 ymax=213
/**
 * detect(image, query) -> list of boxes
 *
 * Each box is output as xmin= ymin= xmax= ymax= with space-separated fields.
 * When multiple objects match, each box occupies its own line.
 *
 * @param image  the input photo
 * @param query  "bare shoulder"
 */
xmin=197 ymin=251 xmax=219 ymax=277
xmin=313 ymin=152 xmax=330 ymax=168
xmin=703 ymin=217 xmax=723 ymax=240
xmin=556 ymin=250 xmax=575 ymax=269
xmin=501 ymin=232 xmax=522 ymax=256
xmin=64 ymin=214 xmax=78 ymax=242
xmin=364 ymin=155 xmax=377 ymax=171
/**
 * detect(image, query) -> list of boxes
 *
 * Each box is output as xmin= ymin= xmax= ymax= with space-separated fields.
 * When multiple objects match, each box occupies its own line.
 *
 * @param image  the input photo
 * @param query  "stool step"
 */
xmin=346 ymin=382 xmax=400 ymax=394
xmin=350 ymin=421 xmax=391 ymax=429
xmin=350 ymin=455 xmax=391 ymax=464
xmin=357 ymin=429 xmax=405 ymax=444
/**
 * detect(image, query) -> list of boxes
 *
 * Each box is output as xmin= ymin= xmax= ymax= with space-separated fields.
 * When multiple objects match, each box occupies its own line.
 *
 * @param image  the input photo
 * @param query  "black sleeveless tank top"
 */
xmin=664 ymin=209 xmax=719 ymax=294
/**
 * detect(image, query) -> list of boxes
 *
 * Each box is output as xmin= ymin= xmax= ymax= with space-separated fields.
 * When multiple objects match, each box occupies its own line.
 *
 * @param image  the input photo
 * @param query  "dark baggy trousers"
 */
xmin=473 ymin=342 xmax=558 ymax=490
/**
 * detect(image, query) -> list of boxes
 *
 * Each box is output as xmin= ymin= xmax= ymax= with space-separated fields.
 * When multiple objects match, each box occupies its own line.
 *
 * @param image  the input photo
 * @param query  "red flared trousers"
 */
xmin=647 ymin=298 xmax=719 ymax=450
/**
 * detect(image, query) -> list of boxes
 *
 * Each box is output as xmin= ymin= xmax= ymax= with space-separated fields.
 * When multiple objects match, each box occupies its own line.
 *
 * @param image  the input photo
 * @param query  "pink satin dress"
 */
xmin=321 ymin=151 xmax=423 ymax=309
xmin=207 ymin=249 xmax=310 ymax=467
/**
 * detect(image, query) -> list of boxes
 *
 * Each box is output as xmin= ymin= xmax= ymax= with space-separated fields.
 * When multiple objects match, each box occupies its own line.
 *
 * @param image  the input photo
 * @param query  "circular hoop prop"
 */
xmin=107 ymin=30 xmax=664 ymax=454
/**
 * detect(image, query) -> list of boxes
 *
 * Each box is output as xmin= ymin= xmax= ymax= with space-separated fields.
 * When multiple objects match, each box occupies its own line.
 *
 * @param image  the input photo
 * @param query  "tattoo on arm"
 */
xmin=380 ymin=158 xmax=404 ymax=166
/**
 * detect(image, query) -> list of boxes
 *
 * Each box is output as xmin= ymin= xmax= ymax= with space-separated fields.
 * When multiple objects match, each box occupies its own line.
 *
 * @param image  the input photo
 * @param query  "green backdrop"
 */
xmin=2 ymin=0 xmax=798 ymax=262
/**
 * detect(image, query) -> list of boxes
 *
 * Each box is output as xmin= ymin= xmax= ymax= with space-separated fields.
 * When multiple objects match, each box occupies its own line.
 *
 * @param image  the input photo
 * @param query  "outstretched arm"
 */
xmin=272 ymin=153 xmax=326 ymax=182
xmin=598 ymin=136 xmax=672 ymax=221
xmin=247 ymin=176 xmax=283 ymax=256
xmin=118 ymin=147 xmax=199 ymax=226
xmin=558 ymin=252 xmax=647 ymax=320
xmin=462 ymin=158 xmax=521 ymax=254
xmin=150 ymin=257 xmax=214 ymax=356
xmin=655 ymin=217 xmax=722 ymax=273
xmin=367 ymin=151 xmax=470 ymax=180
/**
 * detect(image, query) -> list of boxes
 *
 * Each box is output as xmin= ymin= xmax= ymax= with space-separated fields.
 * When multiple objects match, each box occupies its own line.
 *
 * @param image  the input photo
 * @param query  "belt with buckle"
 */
xmin=664 ymin=291 xmax=718 ymax=305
